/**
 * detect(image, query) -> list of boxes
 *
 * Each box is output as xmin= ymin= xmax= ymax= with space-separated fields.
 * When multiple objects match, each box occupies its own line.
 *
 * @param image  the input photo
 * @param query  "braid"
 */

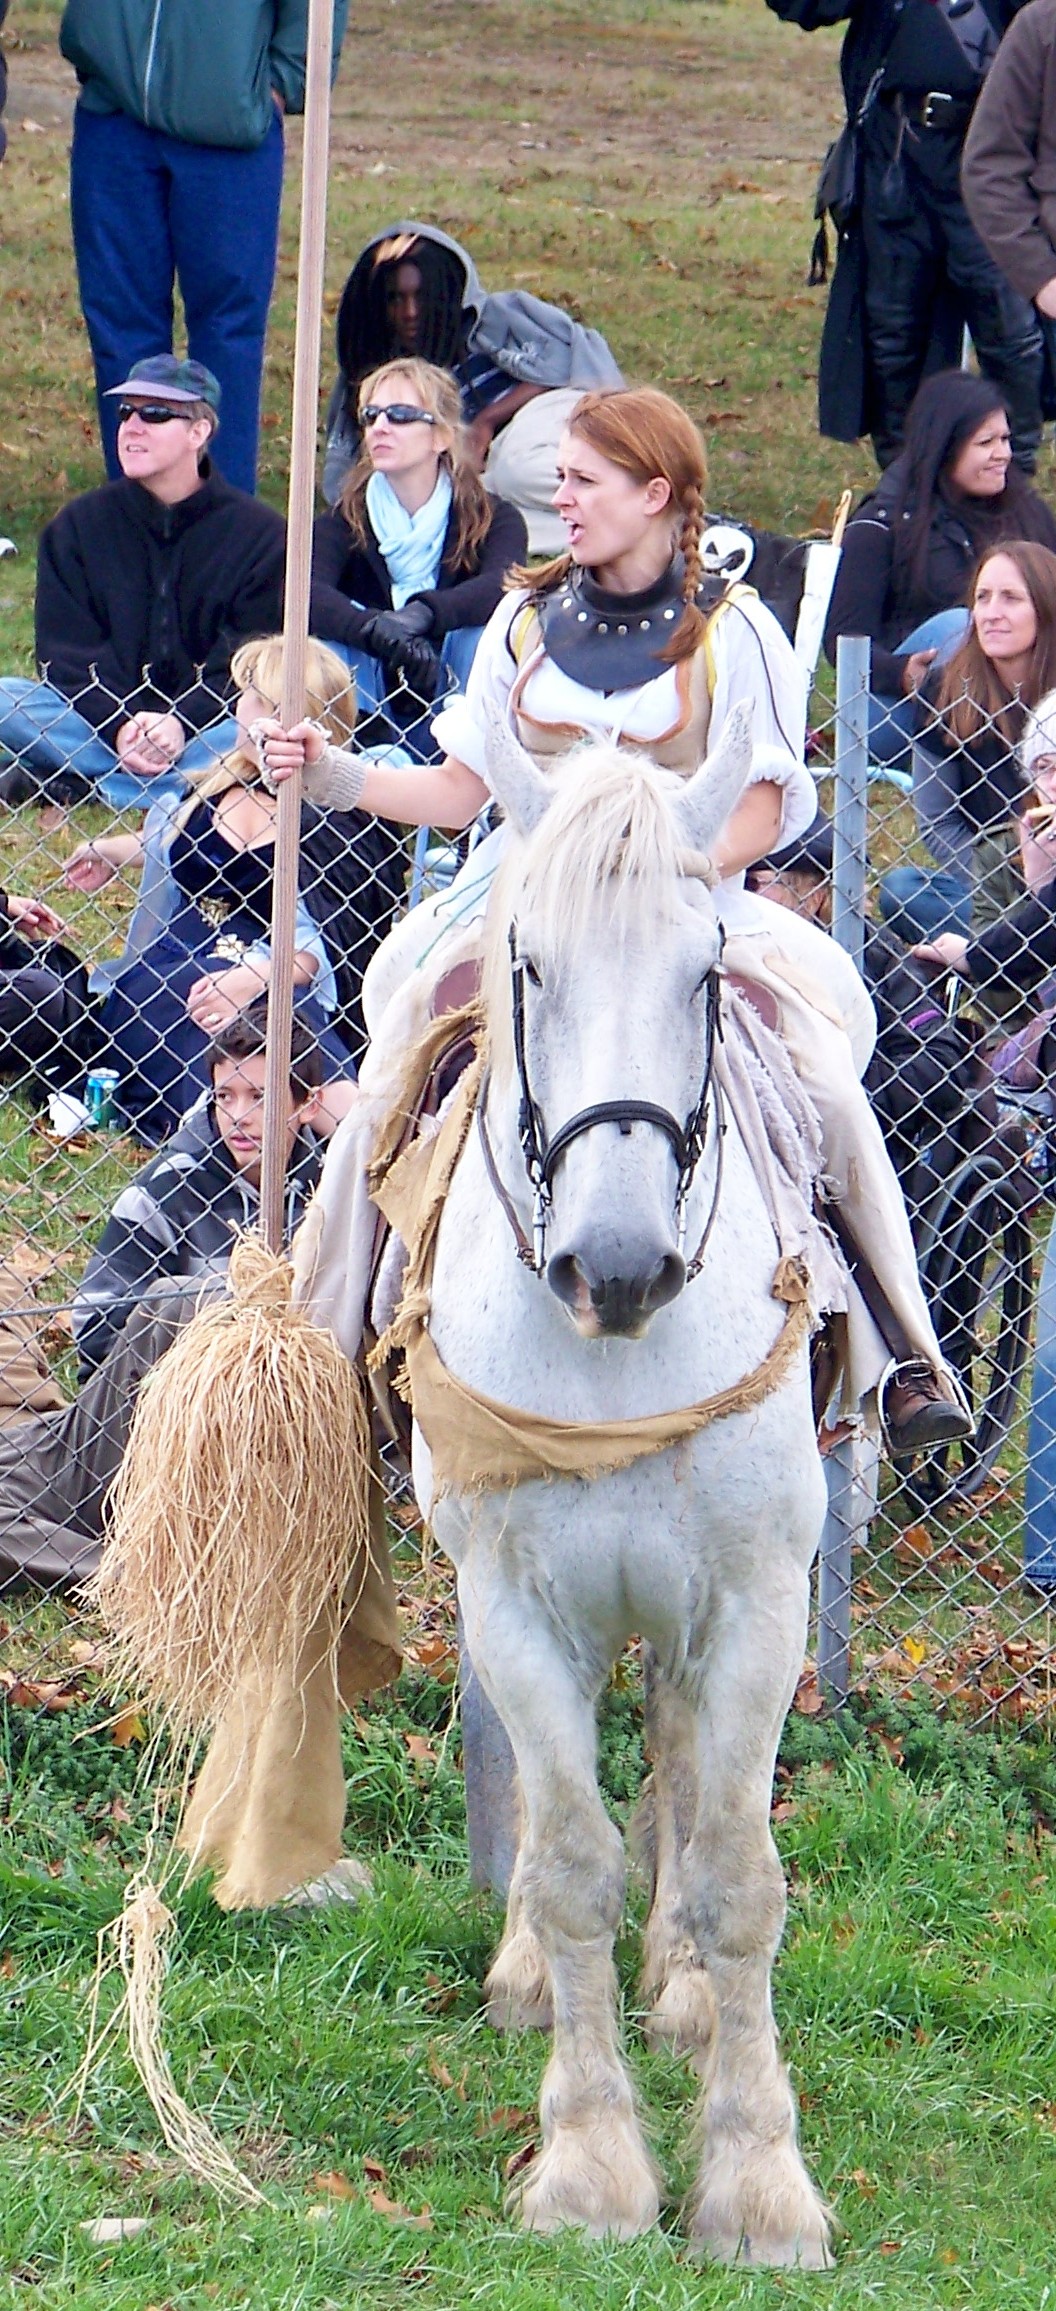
xmin=663 ymin=483 xmax=708 ymax=663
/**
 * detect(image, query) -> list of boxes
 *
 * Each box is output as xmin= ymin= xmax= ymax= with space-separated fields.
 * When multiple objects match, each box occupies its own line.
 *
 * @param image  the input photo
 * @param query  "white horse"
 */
xmin=413 ymin=704 xmax=833 ymax=2265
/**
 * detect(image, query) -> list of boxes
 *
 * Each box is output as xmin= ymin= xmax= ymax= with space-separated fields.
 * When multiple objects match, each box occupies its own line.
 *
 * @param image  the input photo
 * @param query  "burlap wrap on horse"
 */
xmin=370 ymin=1047 xmax=813 ymax=1496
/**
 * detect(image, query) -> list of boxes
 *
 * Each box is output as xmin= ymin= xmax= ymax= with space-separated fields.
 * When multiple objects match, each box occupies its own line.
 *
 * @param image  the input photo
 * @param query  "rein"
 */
xmin=477 ymin=922 xmax=725 ymax=1280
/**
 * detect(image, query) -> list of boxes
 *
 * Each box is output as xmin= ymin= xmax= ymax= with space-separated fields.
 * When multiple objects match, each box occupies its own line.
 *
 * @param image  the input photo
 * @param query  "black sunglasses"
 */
xmin=117 ymin=401 xmax=193 ymax=425
xmin=359 ymin=402 xmax=437 ymax=428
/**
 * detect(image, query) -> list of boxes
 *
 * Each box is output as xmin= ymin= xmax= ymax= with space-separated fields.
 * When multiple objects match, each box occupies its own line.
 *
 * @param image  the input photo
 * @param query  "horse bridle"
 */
xmin=477 ymin=921 xmax=725 ymax=1279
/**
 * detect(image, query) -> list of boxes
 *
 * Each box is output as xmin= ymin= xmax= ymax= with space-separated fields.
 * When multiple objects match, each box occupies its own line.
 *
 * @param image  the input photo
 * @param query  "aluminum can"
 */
xmin=85 ymin=1068 xmax=120 ymax=1129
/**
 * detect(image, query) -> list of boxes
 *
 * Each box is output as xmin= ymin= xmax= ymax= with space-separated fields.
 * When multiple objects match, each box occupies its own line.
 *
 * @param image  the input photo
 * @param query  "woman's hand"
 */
xmin=6 ymin=892 xmax=68 ymax=940
xmin=901 ymin=647 xmax=937 ymax=696
xmin=187 ymin=963 xmax=270 ymax=1032
xmin=911 ymin=932 xmax=970 ymax=975
xmin=250 ymin=717 xmax=326 ymax=787
xmin=63 ymin=840 xmax=121 ymax=893
xmin=114 ymin=710 xmax=185 ymax=778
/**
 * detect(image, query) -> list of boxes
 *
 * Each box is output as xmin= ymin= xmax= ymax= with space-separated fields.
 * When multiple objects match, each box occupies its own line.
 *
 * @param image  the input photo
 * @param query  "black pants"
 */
xmin=861 ymin=105 xmax=1044 ymax=470
xmin=0 ymin=964 xmax=97 ymax=1092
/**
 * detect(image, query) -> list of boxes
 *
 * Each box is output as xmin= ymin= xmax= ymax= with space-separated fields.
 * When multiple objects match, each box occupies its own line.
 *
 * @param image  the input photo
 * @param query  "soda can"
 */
xmin=85 ymin=1068 xmax=120 ymax=1129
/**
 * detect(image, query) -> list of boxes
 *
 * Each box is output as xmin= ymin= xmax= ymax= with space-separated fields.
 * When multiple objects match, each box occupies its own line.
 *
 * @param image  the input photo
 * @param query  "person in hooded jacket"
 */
xmin=321 ymin=221 xmax=623 ymax=553
xmin=824 ymin=368 xmax=1056 ymax=766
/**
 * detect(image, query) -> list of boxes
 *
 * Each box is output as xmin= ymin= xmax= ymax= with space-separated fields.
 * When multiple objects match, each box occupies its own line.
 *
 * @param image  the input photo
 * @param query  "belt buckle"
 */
xmin=920 ymin=90 xmax=952 ymax=128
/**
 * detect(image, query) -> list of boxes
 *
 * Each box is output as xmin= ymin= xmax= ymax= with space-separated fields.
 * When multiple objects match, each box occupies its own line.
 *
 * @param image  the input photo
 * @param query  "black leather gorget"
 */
xmin=538 ymin=559 xmax=696 ymax=690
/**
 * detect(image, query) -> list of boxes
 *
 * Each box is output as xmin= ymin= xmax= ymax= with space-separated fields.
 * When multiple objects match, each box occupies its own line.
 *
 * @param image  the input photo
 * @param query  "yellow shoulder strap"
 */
xmin=508 ymin=601 xmax=543 ymax=666
xmin=700 ymin=581 xmax=758 ymax=698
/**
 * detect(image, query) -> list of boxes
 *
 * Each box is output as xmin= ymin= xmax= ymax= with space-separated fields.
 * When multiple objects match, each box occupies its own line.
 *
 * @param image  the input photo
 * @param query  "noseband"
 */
xmin=478 ymin=921 xmax=724 ymax=1278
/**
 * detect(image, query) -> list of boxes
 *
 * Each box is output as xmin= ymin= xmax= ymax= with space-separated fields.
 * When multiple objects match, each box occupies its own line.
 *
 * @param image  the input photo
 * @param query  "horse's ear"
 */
xmin=673 ymin=700 xmax=755 ymax=854
xmin=483 ymin=705 xmax=552 ymax=837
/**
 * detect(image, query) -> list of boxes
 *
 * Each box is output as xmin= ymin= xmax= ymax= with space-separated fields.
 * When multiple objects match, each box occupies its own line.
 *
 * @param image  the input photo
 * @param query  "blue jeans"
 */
xmin=877 ymin=863 xmax=972 ymax=946
xmin=869 ymin=608 xmax=970 ymax=769
xmin=323 ymin=626 xmax=484 ymax=765
xmin=0 ymin=679 xmax=239 ymax=810
xmin=70 ymin=106 xmax=284 ymax=493
xmin=1026 ymin=1212 xmax=1056 ymax=1586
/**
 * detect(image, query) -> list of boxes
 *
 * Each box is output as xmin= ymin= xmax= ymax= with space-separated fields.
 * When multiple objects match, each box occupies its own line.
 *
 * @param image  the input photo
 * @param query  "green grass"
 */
xmin=5 ymin=1 xmax=1056 ymax=2294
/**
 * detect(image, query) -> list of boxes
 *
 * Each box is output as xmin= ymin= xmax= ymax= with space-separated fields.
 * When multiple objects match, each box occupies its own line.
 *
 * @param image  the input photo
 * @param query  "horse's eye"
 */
xmin=523 ymin=956 xmax=542 ymax=989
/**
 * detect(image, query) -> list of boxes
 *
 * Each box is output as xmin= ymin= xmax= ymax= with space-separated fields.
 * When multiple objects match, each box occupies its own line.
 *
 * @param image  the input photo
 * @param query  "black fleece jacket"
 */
xmin=823 ymin=460 xmax=1056 ymax=696
xmin=309 ymin=493 xmax=527 ymax=650
xmin=36 ymin=466 xmax=286 ymax=744
xmin=966 ymin=880 xmax=1056 ymax=990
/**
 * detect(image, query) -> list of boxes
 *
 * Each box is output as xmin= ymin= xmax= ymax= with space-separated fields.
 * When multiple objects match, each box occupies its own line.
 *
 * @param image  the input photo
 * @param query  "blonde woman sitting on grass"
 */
xmin=62 ymin=636 xmax=405 ymax=1145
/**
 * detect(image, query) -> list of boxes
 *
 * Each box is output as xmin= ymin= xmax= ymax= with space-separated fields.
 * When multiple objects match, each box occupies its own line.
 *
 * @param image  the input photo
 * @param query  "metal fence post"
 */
xmin=832 ymin=633 xmax=870 ymax=971
xmin=458 ymin=1603 xmax=518 ymax=1899
xmin=817 ymin=634 xmax=873 ymax=1705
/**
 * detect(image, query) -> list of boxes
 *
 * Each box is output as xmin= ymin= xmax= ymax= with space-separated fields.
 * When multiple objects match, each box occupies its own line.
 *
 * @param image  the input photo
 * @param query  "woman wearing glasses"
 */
xmin=310 ymin=357 xmax=527 ymax=759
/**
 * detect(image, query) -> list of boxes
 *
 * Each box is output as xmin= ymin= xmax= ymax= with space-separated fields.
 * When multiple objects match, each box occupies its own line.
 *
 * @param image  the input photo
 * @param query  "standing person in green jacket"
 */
xmin=59 ymin=1 xmax=349 ymax=493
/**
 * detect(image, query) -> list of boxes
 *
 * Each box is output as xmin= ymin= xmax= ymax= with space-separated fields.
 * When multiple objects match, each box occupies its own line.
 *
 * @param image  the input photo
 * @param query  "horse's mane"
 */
xmin=481 ymin=741 xmax=697 ymax=1076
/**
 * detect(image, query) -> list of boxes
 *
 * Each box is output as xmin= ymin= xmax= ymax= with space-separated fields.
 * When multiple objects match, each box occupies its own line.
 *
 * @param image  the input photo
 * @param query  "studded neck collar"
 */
xmin=537 ymin=557 xmax=690 ymax=692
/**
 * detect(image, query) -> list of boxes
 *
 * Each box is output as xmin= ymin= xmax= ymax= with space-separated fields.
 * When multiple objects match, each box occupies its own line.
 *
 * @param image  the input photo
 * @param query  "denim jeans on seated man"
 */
xmin=0 ymin=679 xmax=239 ymax=810
xmin=324 ymin=627 xmax=483 ymax=767
xmin=867 ymin=608 xmax=971 ymax=769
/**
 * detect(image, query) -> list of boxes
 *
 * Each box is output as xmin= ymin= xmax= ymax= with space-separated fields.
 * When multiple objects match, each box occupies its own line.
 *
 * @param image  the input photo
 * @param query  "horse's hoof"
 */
xmin=484 ymin=1933 xmax=553 ymax=2033
xmin=688 ymin=2144 xmax=833 ymax=2271
xmin=641 ymin=1963 xmax=715 ymax=2063
xmin=281 ymin=1856 xmax=373 ymax=1907
xmin=510 ymin=2123 xmax=661 ymax=2240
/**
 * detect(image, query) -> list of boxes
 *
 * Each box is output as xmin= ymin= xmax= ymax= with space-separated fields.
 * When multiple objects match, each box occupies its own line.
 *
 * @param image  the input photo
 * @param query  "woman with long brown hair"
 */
xmin=310 ymin=355 xmax=526 ymax=757
xmin=883 ymin=541 xmax=1056 ymax=946
xmin=262 ymin=383 xmax=969 ymax=1453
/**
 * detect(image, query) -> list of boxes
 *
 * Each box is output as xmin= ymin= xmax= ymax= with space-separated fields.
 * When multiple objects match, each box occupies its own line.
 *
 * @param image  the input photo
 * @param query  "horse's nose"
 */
xmin=548 ymin=1246 xmax=687 ymax=1335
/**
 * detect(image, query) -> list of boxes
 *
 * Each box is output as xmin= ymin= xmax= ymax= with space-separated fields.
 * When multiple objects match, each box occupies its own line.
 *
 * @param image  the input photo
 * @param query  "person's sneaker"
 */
xmin=882 ymin=1361 xmax=973 ymax=1454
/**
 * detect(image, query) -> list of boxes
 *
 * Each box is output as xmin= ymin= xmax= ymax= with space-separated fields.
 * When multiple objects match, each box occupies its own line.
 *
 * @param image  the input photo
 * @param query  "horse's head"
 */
xmin=482 ymin=704 xmax=753 ymax=1338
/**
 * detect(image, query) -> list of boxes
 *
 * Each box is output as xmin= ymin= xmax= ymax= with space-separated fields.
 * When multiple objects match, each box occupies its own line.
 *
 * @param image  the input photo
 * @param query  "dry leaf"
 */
xmin=793 ymin=1670 xmax=824 ymax=1716
xmin=69 ymin=1638 xmax=104 ymax=1669
xmin=403 ymin=1733 xmax=436 ymax=1765
xmin=111 ymin=1706 xmax=146 ymax=1748
xmin=0 ymin=1953 xmax=16 ymax=1978
xmin=902 ymin=1635 xmax=928 ymax=1666
xmin=503 ymin=2139 xmax=537 ymax=2183
xmin=366 ymin=2188 xmax=433 ymax=2229
xmin=473 ymin=2106 xmax=533 ymax=2137
xmin=310 ymin=2168 xmax=357 ymax=2200
xmin=848 ymin=2168 xmax=876 ymax=2197
xmin=80 ymin=2217 xmax=152 ymax=2243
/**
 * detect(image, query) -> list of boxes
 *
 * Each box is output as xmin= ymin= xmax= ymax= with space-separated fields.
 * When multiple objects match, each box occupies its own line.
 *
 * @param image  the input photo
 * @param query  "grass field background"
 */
xmin=3 ymin=3 xmax=1056 ymax=2303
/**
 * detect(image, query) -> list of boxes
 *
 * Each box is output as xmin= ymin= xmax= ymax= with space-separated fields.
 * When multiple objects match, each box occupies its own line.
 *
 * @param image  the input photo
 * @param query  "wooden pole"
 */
xmin=260 ymin=0 xmax=336 ymax=1253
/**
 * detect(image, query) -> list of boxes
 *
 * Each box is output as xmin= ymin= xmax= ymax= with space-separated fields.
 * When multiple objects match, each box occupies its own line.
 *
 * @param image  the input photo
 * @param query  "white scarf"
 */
xmin=365 ymin=468 xmax=453 ymax=607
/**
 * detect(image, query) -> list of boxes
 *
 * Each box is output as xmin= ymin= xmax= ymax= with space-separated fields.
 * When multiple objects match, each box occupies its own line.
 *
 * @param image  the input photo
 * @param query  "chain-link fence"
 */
xmin=1 ymin=587 xmax=1055 ymax=1753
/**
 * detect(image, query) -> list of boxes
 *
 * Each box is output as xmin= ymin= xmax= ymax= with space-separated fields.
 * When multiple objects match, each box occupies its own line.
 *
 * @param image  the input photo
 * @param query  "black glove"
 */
xmin=393 ymin=634 xmax=444 ymax=702
xmin=368 ymin=601 xmax=435 ymax=645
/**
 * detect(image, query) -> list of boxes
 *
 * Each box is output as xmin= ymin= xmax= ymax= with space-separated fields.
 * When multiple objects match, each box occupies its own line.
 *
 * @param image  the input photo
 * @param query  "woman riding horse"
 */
xmin=262 ymin=385 xmax=966 ymax=1454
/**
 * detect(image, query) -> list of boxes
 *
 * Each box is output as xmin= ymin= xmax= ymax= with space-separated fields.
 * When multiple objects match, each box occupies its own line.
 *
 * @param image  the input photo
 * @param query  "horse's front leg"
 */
xmin=680 ymin=1565 xmax=833 ymax=2269
xmin=460 ymin=1561 xmax=661 ymax=2240
xmin=637 ymin=1645 xmax=715 ymax=2064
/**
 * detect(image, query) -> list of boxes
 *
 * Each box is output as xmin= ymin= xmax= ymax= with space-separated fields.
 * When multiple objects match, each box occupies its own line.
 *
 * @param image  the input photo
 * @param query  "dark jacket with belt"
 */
xmin=963 ymin=0 xmax=1056 ymax=302
xmin=766 ymin=0 xmax=1025 ymax=440
xmin=310 ymin=495 xmax=529 ymax=650
xmin=35 ymin=466 xmax=286 ymax=744
xmin=71 ymin=1098 xmax=322 ymax=1378
xmin=823 ymin=457 xmax=1056 ymax=690
xmin=60 ymin=0 xmax=349 ymax=151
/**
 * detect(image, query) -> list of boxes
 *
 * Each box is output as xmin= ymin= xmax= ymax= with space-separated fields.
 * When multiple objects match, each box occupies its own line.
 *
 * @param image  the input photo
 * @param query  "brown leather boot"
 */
xmin=882 ymin=1361 xmax=973 ymax=1455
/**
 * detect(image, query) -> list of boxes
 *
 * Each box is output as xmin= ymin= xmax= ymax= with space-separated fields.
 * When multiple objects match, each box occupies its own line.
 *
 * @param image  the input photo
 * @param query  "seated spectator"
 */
xmin=62 ymin=636 xmax=402 ymax=1143
xmin=0 ymin=1004 xmax=325 ymax=1595
xmin=312 ymin=357 xmax=527 ymax=760
xmin=321 ymin=222 xmax=623 ymax=552
xmin=879 ymin=542 xmax=1056 ymax=949
xmin=824 ymin=371 xmax=1056 ymax=773
xmin=0 ymin=357 xmax=285 ymax=809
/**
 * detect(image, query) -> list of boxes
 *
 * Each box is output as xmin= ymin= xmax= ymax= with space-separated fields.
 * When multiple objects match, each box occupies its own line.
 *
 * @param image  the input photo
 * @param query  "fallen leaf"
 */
xmin=503 ymin=2140 xmax=537 ymax=2183
xmin=363 ymin=2156 xmax=387 ymax=2184
xmin=0 ymin=1953 xmax=16 ymax=1978
xmin=403 ymin=1733 xmax=436 ymax=1765
xmin=80 ymin=2217 xmax=152 ymax=2243
xmin=793 ymin=1669 xmax=824 ymax=1716
xmin=473 ymin=2107 xmax=534 ymax=2137
xmin=902 ymin=1635 xmax=928 ymax=1666
xmin=69 ymin=1639 xmax=104 ymax=1669
xmin=367 ymin=2188 xmax=433 ymax=2229
xmin=311 ymin=2168 xmax=357 ymax=2200
xmin=879 ymin=2240 xmax=903 ymax=2256
xmin=112 ymin=1706 xmax=146 ymax=1748
xmin=848 ymin=2167 xmax=876 ymax=2197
